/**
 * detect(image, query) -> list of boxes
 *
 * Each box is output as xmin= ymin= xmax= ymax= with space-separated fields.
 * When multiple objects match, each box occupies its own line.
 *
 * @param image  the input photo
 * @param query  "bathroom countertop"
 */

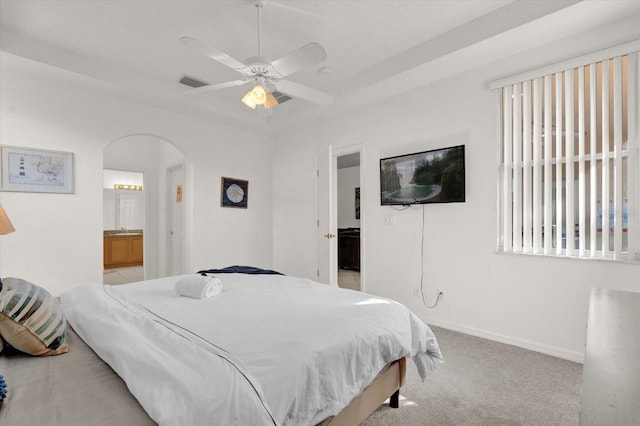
xmin=103 ymin=230 xmax=143 ymax=237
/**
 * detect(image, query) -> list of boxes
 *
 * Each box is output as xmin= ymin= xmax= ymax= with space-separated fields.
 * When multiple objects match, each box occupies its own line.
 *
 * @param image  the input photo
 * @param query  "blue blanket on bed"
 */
xmin=0 ymin=375 xmax=7 ymax=409
xmin=197 ymin=265 xmax=284 ymax=276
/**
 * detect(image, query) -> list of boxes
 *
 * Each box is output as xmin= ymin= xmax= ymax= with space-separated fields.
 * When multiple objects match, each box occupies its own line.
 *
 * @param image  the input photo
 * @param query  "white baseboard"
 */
xmin=423 ymin=317 xmax=585 ymax=364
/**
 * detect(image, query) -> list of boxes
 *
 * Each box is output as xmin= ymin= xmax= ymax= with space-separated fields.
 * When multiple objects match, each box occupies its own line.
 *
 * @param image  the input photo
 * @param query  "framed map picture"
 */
xmin=0 ymin=145 xmax=74 ymax=194
xmin=221 ymin=177 xmax=248 ymax=208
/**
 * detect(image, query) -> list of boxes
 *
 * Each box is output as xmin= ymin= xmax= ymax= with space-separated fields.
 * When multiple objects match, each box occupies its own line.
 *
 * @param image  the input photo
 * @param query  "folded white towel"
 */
xmin=175 ymin=275 xmax=222 ymax=300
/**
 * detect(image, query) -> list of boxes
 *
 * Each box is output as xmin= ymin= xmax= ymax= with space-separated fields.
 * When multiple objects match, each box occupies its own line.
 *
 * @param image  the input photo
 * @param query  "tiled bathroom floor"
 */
xmin=103 ymin=266 xmax=144 ymax=285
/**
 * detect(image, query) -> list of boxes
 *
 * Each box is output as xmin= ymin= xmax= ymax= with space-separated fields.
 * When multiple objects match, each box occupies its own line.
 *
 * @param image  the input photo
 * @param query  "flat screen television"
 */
xmin=380 ymin=144 xmax=465 ymax=205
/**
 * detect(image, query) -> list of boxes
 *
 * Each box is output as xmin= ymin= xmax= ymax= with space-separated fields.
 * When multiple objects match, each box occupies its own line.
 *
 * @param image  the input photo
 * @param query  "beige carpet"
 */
xmin=362 ymin=326 xmax=582 ymax=426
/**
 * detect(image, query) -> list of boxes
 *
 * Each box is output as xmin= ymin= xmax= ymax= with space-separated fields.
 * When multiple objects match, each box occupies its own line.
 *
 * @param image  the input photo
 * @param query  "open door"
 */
xmin=317 ymin=145 xmax=365 ymax=288
xmin=316 ymin=146 xmax=338 ymax=286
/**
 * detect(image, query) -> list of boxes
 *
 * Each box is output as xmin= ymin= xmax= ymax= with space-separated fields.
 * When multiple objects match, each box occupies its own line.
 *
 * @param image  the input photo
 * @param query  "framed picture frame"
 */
xmin=221 ymin=177 xmax=248 ymax=208
xmin=0 ymin=145 xmax=74 ymax=194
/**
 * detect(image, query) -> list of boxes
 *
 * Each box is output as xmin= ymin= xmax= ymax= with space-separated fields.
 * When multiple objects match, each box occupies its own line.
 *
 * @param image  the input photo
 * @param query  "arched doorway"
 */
xmin=103 ymin=134 xmax=186 ymax=284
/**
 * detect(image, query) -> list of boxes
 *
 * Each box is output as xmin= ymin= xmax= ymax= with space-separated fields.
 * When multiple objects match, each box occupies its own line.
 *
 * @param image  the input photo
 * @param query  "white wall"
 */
xmin=337 ymin=166 xmax=360 ymax=229
xmin=103 ymin=169 xmax=144 ymax=188
xmin=0 ymin=53 xmax=274 ymax=295
xmin=272 ymin=56 xmax=640 ymax=362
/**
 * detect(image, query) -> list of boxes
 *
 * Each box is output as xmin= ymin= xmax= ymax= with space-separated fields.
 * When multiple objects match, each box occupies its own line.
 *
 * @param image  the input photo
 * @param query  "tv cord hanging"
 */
xmin=419 ymin=205 xmax=443 ymax=309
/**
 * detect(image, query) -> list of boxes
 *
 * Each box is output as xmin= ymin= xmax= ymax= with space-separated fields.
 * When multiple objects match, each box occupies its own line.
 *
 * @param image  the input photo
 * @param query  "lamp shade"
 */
xmin=241 ymin=90 xmax=258 ymax=109
xmin=242 ymin=84 xmax=267 ymax=108
xmin=264 ymin=91 xmax=279 ymax=110
xmin=250 ymin=85 xmax=266 ymax=105
xmin=242 ymin=84 xmax=279 ymax=110
xmin=0 ymin=204 xmax=15 ymax=235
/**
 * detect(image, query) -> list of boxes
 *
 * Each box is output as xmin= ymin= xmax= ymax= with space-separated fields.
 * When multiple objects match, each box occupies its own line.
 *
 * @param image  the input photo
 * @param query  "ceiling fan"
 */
xmin=180 ymin=1 xmax=333 ymax=110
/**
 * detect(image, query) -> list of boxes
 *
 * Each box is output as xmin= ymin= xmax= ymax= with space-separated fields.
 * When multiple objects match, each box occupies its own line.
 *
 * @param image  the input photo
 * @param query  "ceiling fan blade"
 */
xmin=275 ymin=79 xmax=333 ymax=105
xmin=184 ymin=79 xmax=251 ymax=95
xmin=180 ymin=36 xmax=249 ymax=73
xmin=272 ymin=42 xmax=327 ymax=78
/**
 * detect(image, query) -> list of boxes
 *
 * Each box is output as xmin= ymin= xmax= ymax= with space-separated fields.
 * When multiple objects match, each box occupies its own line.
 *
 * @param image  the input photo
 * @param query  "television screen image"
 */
xmin=380 ymin=145 xmax=465 ymax=205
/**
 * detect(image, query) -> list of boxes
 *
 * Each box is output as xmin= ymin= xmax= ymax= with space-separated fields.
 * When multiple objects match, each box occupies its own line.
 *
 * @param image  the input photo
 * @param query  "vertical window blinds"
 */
xmin=495 ymin=50 xmax=639 ymax=261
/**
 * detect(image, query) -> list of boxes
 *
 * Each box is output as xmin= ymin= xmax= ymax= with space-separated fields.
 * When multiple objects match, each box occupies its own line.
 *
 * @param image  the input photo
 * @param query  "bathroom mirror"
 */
xmin=103 ymin=169 xmax=144 ymax=231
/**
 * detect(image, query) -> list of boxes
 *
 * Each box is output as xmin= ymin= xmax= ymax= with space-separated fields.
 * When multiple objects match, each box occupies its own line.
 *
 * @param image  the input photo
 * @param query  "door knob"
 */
xmin=324 ymin=233 xmax=336 ymax=239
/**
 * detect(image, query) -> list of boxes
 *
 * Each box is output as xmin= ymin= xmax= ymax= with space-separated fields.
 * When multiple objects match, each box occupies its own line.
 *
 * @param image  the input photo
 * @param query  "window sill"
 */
xmin=496 ymin=250 xmax=640 ymax=265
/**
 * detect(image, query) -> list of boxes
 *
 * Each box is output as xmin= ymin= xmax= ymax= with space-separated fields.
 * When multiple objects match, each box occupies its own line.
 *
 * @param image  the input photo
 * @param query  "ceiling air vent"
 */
xmin=271 ymin=91 xmax=292 ymax=104
xmin=179 ymin=75 xmax=208 ymax=88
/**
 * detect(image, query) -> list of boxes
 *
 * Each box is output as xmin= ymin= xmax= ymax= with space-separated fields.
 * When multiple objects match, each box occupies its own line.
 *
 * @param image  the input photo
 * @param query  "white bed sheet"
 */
xmin=60 ymin=273 xmax=443 ymax=426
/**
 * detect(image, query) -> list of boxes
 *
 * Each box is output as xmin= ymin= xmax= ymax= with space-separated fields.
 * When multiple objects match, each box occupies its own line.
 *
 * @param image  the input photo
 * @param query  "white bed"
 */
xmin=9 ymin=271 xmax=444 ymax=425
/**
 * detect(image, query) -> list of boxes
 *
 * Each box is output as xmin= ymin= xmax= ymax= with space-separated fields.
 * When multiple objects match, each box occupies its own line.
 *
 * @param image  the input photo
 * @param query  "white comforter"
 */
xmin=60 ymin=273 xmax=443 ymax=426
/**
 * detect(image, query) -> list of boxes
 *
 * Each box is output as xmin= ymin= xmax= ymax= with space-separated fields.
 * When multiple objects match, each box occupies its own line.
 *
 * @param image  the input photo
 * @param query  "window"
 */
xmin=495 ymin=48 xmax=639 ymax=261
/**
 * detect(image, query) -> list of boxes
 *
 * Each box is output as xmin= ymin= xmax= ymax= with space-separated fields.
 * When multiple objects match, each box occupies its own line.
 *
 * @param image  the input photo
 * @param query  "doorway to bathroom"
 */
xmin=102 ymin=169 xmax=145 ymax=285
xmin=103 ymin=134 xmax=186 ymax=284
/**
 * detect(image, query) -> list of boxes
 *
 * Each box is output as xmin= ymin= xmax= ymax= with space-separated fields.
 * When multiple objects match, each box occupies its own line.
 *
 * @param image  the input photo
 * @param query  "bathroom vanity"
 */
xmin=103 ymin=231 xmax=143 ymax=269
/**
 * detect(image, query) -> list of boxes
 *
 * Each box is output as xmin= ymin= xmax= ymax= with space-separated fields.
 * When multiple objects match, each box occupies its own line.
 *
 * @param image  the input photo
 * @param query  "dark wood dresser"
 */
xmin=338 ymin=228 xmax=360 ymax=271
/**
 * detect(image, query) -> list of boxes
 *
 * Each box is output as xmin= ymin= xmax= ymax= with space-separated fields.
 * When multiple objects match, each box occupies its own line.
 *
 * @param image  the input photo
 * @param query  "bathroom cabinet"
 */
xmin=104 ymin=234 xmax=143 ymax=269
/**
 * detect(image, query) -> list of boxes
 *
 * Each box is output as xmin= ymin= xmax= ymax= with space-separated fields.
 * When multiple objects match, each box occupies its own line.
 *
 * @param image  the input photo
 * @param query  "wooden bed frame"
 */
xmin=0 ymin=324 xmax=408 ymax=425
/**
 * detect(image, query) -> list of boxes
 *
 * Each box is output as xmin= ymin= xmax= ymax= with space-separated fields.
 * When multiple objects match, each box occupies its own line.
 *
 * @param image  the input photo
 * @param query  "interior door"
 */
xmin=316 ymin=146 xmax=337 ymax=286
xmin=168 ymin=163 xmax=185 ymax=276
xmin=117 ymin=192 xmax=144 ymax=230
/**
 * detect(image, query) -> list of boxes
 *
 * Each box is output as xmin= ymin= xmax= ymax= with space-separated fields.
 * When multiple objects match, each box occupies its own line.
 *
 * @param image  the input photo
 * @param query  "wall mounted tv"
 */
xmin=380 ymin=144 xmax=465 ymax=206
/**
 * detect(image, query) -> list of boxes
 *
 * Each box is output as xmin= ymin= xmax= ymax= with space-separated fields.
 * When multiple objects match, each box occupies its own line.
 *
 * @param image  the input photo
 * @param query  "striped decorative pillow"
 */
xmin=0 ymin=277 xmax=68 ymax=356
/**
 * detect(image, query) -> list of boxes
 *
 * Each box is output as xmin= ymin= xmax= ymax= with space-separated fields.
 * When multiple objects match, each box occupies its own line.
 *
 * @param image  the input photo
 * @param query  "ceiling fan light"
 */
xmin=251 ymin=84 xmax=267 ymax=105
xmin=241 ymin=91 xmax=257 ymax=109
xmin=264 ymin=91 xmax=279 ymax=110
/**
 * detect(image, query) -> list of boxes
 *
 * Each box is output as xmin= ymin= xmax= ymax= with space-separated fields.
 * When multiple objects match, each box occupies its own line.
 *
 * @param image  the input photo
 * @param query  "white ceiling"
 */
xmin=2 ymin=0 xmax=640 ymax=131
